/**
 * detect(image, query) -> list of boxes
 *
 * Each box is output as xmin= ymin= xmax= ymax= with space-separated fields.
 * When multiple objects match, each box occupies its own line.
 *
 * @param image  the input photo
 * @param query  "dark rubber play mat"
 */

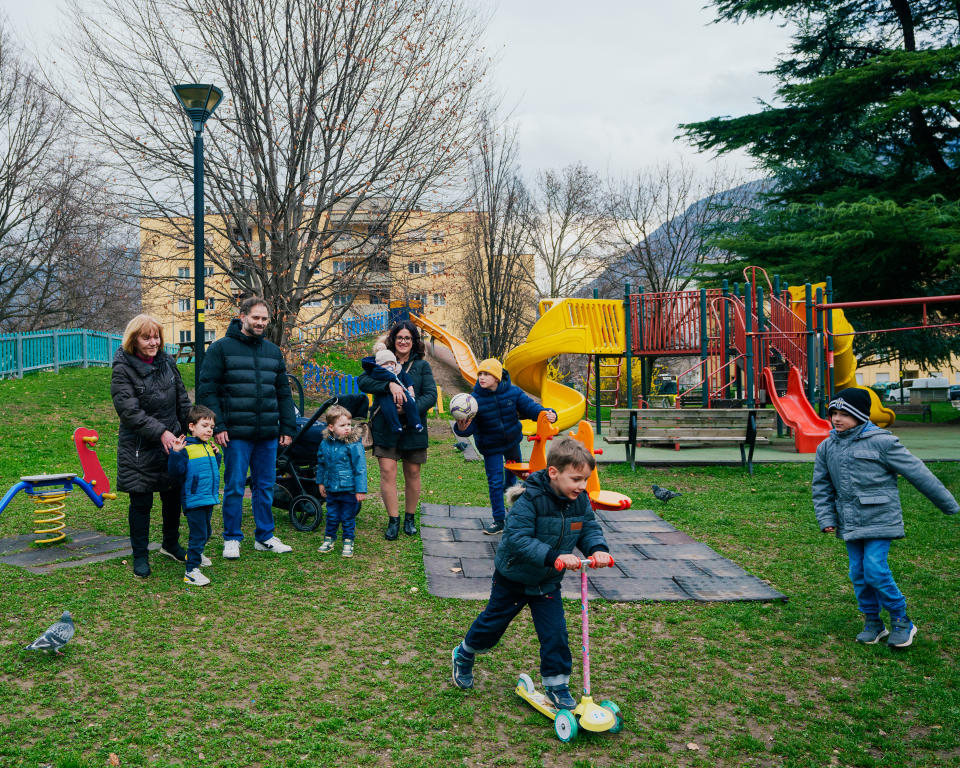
xmin=419 ymin=504 xmax=786 ymax=603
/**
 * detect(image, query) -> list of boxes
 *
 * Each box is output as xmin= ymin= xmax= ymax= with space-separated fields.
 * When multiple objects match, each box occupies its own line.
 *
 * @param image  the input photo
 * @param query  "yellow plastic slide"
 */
xmin=786 ymin=285 xmax=894 ymax=427
xmin=505 ymin=299 xmax=625 ymax=433
xmin=409 ymin=313 xmax=478 ymax=386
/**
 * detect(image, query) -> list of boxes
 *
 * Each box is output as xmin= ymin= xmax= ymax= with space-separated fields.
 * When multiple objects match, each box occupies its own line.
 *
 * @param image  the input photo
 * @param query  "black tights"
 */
xmin=128 ymin=489 xmax=182 ymax=558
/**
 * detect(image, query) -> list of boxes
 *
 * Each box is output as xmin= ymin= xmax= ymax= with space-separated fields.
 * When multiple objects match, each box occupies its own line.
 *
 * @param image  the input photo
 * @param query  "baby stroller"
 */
xmin=272 ymin=376 xmax=369 ymax=531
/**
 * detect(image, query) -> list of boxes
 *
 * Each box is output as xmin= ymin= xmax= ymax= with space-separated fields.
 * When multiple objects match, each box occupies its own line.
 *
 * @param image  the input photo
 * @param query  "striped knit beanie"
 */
xmin=827 ymin=387 xmax=871 ymax=424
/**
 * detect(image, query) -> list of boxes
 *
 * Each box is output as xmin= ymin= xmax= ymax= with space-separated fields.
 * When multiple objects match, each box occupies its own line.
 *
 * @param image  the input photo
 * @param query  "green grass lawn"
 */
xmin=1 ymin=368 xmax=959 ymax=767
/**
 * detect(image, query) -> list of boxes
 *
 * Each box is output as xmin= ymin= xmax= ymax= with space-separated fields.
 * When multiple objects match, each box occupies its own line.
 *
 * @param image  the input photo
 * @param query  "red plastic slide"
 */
xmin=760 ymin=366 xmax=832 ymax=453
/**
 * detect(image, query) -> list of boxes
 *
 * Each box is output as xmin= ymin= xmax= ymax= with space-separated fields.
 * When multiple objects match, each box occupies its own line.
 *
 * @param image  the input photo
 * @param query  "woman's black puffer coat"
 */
xmin=111 ymin=348 xmax=191 ymax=493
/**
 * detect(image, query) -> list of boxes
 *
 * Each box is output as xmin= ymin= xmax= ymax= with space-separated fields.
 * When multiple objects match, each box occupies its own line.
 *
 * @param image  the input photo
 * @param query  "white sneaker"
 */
xmin=184 ymin=568 xmax=210 ymax=586
xmin=200 ymin=554 xmax=212 ymax=567
xmin=254 ymin=536 xmax=292 ymax=554
xmin=341 ymin=539 xmax=354 ymax=558
xmin=317 ymin=537 xmax=335 ymax=554
xmin=222 ymin=540 xmax=241 ymax=560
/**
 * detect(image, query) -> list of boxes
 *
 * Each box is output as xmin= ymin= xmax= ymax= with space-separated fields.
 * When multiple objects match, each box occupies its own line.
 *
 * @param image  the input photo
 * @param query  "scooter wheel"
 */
xmin=554 ymin=709 xmax=578 ymax=743
xmin=600 ymin=699 xmax=623 ymax=733
xmin=516 ymin=673 xmax=535 ymax=694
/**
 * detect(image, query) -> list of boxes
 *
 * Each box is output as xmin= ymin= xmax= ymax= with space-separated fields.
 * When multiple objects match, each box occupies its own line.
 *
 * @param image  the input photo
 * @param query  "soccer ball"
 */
xmin=449 ymin=393 xmax=478 ymax=421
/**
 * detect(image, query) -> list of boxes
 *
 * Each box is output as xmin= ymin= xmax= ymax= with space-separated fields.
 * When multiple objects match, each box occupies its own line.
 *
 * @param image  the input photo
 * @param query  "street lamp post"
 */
xmin=172 ymin=83 xmax=223 ymax=389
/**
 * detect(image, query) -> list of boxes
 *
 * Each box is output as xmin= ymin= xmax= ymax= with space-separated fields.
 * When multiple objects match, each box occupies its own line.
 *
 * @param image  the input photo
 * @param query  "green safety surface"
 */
xmin=420 ymin=503 xmax=786 ymax=603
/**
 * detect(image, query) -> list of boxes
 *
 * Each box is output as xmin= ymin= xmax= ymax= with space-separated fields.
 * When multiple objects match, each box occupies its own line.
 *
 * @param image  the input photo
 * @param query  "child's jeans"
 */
xmin=462 ymin=571 xmax=571 ymax=688
xmin=483 ymin=444 xmax=522 ymax=522
xmin=377 ymin=393 xmax=423 ymax=433
xmin=845 ymin=538 xmax=907 ymax=619
xmin=183 ymin=504 xmax=213 ymax=572
xmin=325 ymin=492 xmax=360 ymax=540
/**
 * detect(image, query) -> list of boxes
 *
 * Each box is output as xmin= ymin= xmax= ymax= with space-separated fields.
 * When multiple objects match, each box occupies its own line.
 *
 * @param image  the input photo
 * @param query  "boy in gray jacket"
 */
xmin=450 ymin=438 xmax=612 ymax=707
xmin=813 ymin=388 xmax=958 ymax=648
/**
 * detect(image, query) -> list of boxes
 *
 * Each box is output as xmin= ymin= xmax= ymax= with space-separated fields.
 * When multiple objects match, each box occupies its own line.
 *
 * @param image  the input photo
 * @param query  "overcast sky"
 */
xmin=5 ymin=0 xmax=792 ymax=179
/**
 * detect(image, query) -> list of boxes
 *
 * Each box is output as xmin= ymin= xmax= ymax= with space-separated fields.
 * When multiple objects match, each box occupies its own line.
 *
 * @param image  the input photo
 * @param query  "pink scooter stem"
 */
xmin=554 ymin=555 xmax=616 ymax=698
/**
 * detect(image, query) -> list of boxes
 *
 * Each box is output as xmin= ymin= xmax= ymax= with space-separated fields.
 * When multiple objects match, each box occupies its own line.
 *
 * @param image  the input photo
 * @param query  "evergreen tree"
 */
xmin=681 ymin=0 xmax=960 ymax=367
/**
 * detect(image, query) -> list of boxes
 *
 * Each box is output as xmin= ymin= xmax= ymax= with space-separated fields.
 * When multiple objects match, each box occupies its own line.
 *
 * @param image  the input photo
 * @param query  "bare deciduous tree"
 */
xmin=0 ymin=22 xmax=137 ymax=332
xmin=462 ymin=115 xmax=535 ymax=359
xmin=604 ymin=159 xmax=755 ymax=294
xmin=524 ymin=163 xmax=609 ymax=299
xmin=65 ymin=0 xmax=488 ymax=346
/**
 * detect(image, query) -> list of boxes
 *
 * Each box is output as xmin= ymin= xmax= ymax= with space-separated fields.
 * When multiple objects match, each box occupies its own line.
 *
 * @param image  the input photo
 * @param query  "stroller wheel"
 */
xmin=289 ymin=494 xmax=323 ymax=532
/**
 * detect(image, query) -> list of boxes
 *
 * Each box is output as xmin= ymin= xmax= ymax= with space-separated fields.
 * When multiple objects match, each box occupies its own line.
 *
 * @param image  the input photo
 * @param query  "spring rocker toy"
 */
xmin=505 ymin=411 xmax=560 ymax=480
xmin=0 ymin=428 xmax=116 ymax=544
xmin=515 ymin=556 xmax=623 ymax=742
xmin=566 ymin=421 xmax=632 ymax=511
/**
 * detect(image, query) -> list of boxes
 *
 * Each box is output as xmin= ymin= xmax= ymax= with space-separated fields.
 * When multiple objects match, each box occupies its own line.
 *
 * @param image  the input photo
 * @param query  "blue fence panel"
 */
xmin=0 ymin=328 xmax=126 ymax=378
xmin=302 ymin=361 xmax=361 ymax=397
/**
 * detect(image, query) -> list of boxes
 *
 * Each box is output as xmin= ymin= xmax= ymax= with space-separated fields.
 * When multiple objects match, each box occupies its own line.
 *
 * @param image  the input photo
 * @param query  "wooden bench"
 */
xmin=608 ymin=408 xmax=777 ymax=474
xmin=891 ymin=403 xmax=932 ymax=422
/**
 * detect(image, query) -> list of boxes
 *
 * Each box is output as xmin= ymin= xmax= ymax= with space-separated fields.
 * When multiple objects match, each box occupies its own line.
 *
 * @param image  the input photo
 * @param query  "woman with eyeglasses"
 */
xmin=358 ymin=320 xmax=437 ymax=540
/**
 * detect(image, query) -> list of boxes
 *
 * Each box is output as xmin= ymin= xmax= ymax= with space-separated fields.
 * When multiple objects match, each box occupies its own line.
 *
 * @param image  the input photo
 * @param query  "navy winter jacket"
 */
xmin=812 ymin=421 xmax=958 ymax=540
xmin=493 ymin=469 xmax=609 ymax=595
xmin=168 ymin=437 xmax=221 ymax=510
xmin=315 ymin=426 xmax=368 ymax=494
xmin=197 ymin=318 xmax=297 ymax=441
xmin=453 ymin=371 xmax=551 ymax=456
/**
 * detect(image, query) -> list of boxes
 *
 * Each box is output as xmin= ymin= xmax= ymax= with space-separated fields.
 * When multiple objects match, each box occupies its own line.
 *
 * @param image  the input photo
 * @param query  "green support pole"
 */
xmin=744 ymin=287 xmax=755 ymax=408
xmin=756 ymin=286 xmax=766 ymax=389
xmin=721 ymin=279 xmax=730 ymax=398
xmin=816 ymin=286 xmax=827 ymax=416
xmin=825 ymin=276 xmax=835 ymax=403
xmin=624 ymin=282 xmax=633 ymax=409
xmin=594 ymin=287 xmax=602 ymax=433
xmin=700 ymin=288 xmax=708 ymax=407
xmin=805 ymin=283 xmax=815 ymax=404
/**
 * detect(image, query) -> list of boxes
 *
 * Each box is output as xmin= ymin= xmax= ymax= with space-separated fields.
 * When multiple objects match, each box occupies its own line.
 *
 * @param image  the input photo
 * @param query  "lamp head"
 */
xmin=172 ymin=83 xmax=223 ymax=131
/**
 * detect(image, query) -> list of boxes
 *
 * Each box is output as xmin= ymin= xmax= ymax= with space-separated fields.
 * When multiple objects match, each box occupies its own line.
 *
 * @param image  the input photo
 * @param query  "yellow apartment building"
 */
xmin=139 ymin=204 xmax=533 ymax=349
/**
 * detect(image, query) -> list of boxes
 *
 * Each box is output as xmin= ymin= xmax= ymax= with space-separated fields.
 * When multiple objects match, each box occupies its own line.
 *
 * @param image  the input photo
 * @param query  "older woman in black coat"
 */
xmin=111 ymin=314 xmax=191 ymax=578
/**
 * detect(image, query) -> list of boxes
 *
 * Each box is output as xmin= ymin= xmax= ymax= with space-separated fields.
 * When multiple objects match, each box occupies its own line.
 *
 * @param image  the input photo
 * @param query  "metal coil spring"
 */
xmin=32 ymin=492 xmax=67 ymax=544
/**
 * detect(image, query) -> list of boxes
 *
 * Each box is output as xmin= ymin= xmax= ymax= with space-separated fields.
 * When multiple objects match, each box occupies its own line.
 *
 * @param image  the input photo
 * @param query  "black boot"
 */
xmin=385 ymin=517 xmax=400 ymax=541
xmin=403 ymin=513 xmax=417 ymax=536
xmin=133 ymin=556 xmax=151 ymax=578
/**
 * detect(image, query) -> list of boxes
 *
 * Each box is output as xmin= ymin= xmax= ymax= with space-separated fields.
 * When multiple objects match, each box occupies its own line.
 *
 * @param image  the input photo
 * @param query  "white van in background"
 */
xmin=886 ymin=377 xmax=950 ymax=403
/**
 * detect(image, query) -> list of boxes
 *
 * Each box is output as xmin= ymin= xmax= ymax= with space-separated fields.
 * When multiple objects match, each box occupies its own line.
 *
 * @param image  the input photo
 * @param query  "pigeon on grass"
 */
xmin=25 ymin=611 xmax=74 ymax=655
xmin=652 ymin=484 xmax=682 ymax=502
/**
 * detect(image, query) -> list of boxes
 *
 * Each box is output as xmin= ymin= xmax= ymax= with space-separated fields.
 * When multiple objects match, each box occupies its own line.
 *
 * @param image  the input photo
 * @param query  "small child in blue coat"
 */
xmin=316 ymin=405 xmax=368 ymax=557
xmin=453 ymin=358 xmax=556 ymax=535
xmin=168 ymin=404 xmax=221 ymax=586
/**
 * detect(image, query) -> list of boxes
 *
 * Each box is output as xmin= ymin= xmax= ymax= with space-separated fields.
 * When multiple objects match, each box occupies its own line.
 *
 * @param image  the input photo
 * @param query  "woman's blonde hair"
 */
xmin=122 ymin=314 xmax=165 ymax=354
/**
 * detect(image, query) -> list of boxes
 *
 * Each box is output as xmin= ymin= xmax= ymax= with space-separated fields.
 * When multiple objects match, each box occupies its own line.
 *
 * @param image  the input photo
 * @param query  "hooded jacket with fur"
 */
xmin=315 ymin=425 xmax=368 ymax=494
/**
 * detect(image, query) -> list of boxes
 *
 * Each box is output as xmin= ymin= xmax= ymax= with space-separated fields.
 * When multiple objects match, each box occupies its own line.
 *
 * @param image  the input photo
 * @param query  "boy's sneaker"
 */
xmin=222 ymin=540 xmax=241 ymax=560
xmin=159 ymin=545 xmax=187 ymax=563
xmin=545 ymin=685 xmax=577 ymax=710
xmin=183 ymin=568 xmax=210 ymax=586
xmin=451 ymin=646 xmax=474 ymax=689
xmin=887 ymin=617 xmax=917 ymax=648
xmin=254 ymin=536 xmax=292 ymax=554
xmin=856 ymin=616 xmax=889 ymax=644
xmin=200 ymin=554 xmax=212 ymax=567
xmin=317 ymin=537 xmax=335 ymax=554
xmin=483 ymin=519 xmax=505 ymax=535
xmin=341 ymin=539 xmax=354 ymax=558
xmin=133 ymin=556 xmax=151 ymax=578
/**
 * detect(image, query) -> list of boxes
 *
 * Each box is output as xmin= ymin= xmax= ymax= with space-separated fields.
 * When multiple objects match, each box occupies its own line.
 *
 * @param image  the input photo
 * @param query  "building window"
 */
xmin=178 ymin=299 xmax=191 ymax=312
xmin=406 ymin=232 xmax=426 ymax=243
xmin=302 ymin=300 xmax=323 ymax=308
xmin=179 ymin=330 xmax=192 ymax=343
xmin=204 ymin=330 xmax=216 ymax=342
xmin=431 ymin=231 xmax=444 ymax=244
xmin=410 ymin=293 xmax=426 ymax=306
xmin=333 ymin=295 xmax=351 ymax=307
xmin=407 ymin=261 xmax=427 ymax=274
xmin=333 ymin=260 xmax=351 ymax=273
xmin=432 ymin=293 xmax=446 ymax=306
xmin=206 ymin=298 xmax=216 ymax=310
xmin=204 ymin=266 xmax=214 ymax=278
xmin=875 ymin=372 xmax=890 ymax=383
xmin=432 ymin=262 xmax=445 ymax=274
xmin=369 ymin=292 xmax=388 ymax=305
xmin=177 ymin=267 xmax=191 ymax=279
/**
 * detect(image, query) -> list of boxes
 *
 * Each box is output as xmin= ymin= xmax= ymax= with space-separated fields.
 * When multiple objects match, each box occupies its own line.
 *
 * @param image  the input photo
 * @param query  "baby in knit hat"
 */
xmin=361 ymin=347 xmax=423 ymax=435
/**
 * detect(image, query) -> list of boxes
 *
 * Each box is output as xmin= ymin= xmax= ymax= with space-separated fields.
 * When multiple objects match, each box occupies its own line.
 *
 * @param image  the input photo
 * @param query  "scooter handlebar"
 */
xmin=553 ymin=555 xmax=616 ymax=571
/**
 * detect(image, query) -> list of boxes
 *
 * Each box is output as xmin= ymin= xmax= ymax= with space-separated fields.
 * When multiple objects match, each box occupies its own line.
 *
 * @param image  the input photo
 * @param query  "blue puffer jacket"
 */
xmin=315 ymin=426 xmax=368 ymax=494
xmin=812 ymin=422 xmax=958 ymax=540
xmin=167 ymin=437 xmax=221 ymax=510
xmin=453 ymin=371 xmax=552 ymax=455
xmin=494 ymin=469 xmax=609 ymax=595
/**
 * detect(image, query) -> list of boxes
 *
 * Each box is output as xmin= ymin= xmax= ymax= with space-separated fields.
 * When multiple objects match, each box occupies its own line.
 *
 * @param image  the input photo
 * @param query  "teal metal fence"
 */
xmin=0 ymin=329 xmax=178 ymax=379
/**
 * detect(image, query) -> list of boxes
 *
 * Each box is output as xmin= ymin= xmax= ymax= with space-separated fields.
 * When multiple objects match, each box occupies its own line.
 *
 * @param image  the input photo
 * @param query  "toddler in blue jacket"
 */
xmin=813 ymin=387 xmax=958 ymax=648
xmin=316 ymin=405 xmax=368 ymax=557
xmin=168 ymin=404 xmax=221 ymax=586
xmin=454 ymin=358 xmax=556 ymax=535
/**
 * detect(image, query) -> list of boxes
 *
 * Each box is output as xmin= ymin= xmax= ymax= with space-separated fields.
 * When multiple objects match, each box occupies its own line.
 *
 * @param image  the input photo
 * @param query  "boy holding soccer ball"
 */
xmin=454 ymin=358 xmax=556 ymax=534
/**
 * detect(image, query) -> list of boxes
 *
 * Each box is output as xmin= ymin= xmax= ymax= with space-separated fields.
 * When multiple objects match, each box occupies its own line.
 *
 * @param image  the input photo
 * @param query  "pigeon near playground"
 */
xmin=25 ymin=611 xmax=75 ymax=654
xmin=652 ymin=484 xmax=682 ymax=502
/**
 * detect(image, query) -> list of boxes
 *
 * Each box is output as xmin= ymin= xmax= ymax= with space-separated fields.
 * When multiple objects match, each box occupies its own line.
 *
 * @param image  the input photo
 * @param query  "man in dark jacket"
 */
xmin=198 ymin=297 xmax=297 ymax=559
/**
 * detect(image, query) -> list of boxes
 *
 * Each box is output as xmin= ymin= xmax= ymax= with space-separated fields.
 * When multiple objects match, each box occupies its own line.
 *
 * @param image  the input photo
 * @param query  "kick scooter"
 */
xmin=514 ymin=555 xmax=623 ymax=742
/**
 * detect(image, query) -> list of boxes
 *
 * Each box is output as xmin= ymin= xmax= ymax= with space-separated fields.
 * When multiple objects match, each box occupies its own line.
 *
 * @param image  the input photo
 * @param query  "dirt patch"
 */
xmin=423 ymin=342 xmax=471 ymax=397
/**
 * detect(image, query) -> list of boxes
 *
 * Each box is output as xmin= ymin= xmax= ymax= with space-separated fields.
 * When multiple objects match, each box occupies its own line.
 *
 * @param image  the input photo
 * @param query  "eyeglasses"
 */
xmin=395 ymin=335 xmax=413 ymax=341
